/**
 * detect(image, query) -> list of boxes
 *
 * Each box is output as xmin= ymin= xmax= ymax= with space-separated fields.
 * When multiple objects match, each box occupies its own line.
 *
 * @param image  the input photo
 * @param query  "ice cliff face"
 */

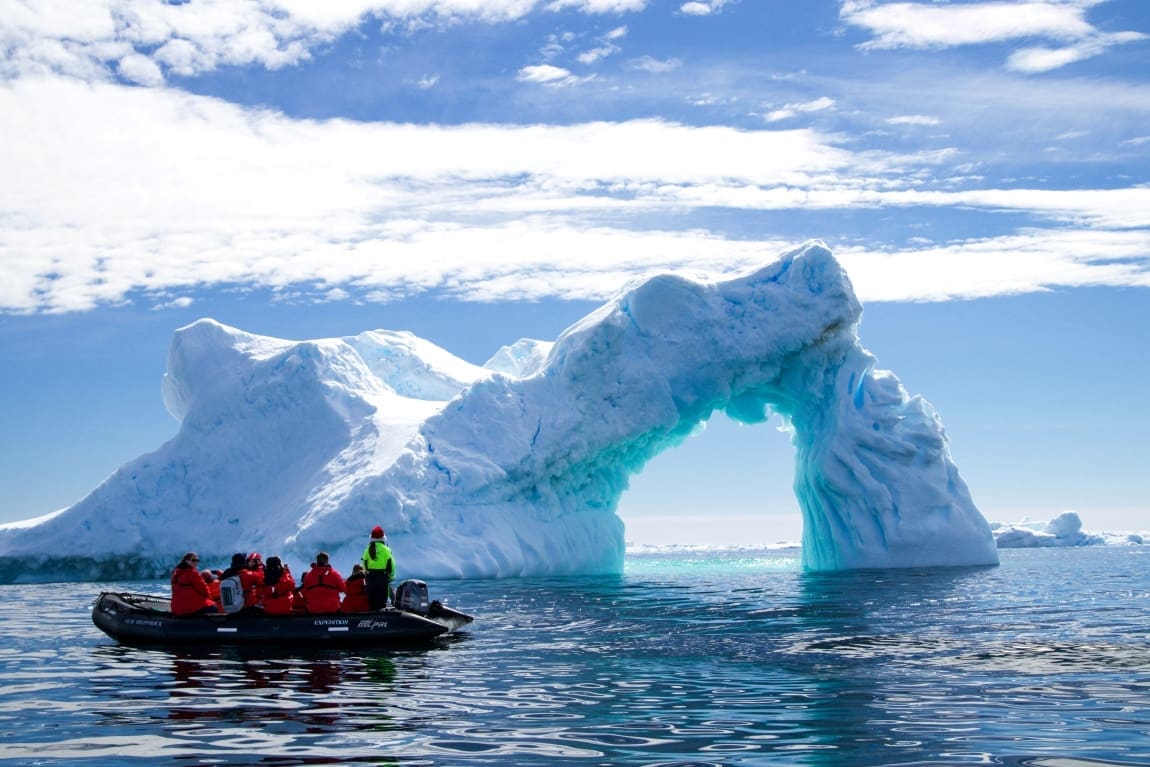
xmin=0 ymin=242 xmax=999 ymax=582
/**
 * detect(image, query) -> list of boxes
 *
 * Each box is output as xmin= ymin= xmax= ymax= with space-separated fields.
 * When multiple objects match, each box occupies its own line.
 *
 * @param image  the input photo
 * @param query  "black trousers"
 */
xmin=365 ymin=570 xmax=391 ymax=610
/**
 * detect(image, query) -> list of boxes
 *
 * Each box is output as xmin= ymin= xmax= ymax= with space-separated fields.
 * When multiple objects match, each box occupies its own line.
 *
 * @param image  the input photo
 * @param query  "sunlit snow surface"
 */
xmin=0 ymin=242 xmax=1003 ymax=582
xmin=991 ymin=511 xmax=1145 ymax=547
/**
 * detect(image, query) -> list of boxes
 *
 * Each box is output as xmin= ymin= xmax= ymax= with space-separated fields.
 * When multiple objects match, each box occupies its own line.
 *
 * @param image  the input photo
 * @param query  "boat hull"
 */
xmin=92 ymin=591 xmax=472 ymax=647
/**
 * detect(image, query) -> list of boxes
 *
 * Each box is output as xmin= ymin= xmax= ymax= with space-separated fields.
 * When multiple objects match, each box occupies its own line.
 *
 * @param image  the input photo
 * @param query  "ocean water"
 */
xmin=1 ymin=545 xmax=1147 ymax=767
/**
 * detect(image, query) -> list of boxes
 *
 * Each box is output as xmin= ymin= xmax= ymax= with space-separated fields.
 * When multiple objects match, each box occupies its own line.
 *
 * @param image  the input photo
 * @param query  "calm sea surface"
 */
xmin=0 ymin=546 xmax=1147 ymax=766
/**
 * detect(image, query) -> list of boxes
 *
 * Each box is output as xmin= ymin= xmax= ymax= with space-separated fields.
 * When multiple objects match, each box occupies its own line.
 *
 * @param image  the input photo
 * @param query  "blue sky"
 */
xmin=1 ymin=0 xmax=1147 ymax=541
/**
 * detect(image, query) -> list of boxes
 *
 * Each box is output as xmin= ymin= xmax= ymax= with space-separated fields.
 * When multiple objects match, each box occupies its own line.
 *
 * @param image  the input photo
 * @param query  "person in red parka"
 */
xmin=301 ymin=552 xmax=345 ymax=614
xmin=201 ymin=570 xmax=222 ymax=604
xmin=171 ymin=552 xmax=217 ymax=616
xmin=341 ymin=564 xmax=371 ymax=613
xmin=243 ymin=552 xmax=266 ymax=609
xmin=259 ymin=556 xmax=296 ymax=616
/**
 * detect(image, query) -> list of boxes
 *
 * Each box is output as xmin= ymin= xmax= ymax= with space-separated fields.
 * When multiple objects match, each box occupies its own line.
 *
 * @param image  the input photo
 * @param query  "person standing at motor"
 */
xmin=362 ymin=526 xmax=394 ymax=610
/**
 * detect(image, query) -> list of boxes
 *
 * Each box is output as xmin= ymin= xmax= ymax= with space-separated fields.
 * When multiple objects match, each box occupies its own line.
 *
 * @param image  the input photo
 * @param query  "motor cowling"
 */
xmin=394 ymin=579 xmax=430 ymax=614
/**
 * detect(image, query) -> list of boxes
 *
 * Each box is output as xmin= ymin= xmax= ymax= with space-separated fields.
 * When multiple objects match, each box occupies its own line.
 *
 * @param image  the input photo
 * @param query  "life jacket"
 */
xmin=302 ymin=564 xmax=345 ymax=614
xmin=261 ymin=572 xmax=296 ymax=616
xmin=341 ymin=573 xmax=371 ymax=613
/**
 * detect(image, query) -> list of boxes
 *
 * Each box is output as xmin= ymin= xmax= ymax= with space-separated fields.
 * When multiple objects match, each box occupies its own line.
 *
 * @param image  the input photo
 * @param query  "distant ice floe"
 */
xmin=991 ymin=511 xmax=1145 ymax=548
xmin=623 ymin=510 xmax=1146 ymax=555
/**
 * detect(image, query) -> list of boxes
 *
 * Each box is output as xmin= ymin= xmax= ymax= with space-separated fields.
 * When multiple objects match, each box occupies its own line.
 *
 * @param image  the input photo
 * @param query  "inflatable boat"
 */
xmin=91 ymin=580 xmax=473 ymax=647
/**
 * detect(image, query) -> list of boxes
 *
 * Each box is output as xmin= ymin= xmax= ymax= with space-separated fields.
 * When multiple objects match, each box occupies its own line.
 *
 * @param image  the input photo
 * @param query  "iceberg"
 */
xmin=992 ymin=511 xmax=1144 ymax=547
xmin=0 ymin=242 xmax=999 ymax=583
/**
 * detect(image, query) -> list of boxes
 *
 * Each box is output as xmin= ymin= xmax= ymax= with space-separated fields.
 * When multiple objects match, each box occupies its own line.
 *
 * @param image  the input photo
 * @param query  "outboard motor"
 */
xmin=395 ymin=579 xmax=430 ymax=615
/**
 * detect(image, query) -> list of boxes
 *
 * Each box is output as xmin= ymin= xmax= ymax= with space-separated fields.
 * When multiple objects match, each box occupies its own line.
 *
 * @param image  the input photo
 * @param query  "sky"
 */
xmin=1 ymin=0 xmax=1148 ymax=544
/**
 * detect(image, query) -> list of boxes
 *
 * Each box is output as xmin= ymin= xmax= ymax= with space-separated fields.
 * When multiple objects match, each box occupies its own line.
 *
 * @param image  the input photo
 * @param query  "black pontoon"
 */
xmin=91 ymin=580 xmax=472 ymax=647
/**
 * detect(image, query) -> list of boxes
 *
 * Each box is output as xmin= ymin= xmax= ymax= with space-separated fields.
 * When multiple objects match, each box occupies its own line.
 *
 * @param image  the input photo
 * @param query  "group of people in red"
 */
xmin=170 ymin=525 xmax=396 ymax=617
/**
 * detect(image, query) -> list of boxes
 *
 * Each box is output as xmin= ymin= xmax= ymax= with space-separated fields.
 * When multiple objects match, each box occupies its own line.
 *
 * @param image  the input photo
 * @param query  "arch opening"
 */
xmin=617 ymin=411 xmax=802 ymax=547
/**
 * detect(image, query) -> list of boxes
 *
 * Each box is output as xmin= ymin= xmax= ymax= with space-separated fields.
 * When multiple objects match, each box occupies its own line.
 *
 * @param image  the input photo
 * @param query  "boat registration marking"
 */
xmin=327 ymin=626 xmax=350 ymax=632
xmin=356 ymin=620 xmax=390 ymax=629
xmin=217 ymin=627 xmax=238 ymax=633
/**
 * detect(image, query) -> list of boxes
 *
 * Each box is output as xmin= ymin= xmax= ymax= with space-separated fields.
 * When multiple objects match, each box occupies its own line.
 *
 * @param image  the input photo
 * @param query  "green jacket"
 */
xmin=362 ymin=540 xmax=394 ymax=577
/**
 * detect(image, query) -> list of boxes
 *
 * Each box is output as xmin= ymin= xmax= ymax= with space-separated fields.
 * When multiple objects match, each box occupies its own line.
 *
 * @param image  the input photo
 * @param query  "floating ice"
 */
xmin=0 ymin=242 xmax=1000 ymax=582
xmin=991 ymin=511 xmax=1144 ymax=547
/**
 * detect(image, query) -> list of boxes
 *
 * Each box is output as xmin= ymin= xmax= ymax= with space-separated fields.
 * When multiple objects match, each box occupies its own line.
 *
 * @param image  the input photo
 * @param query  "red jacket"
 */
xmin=204 ymin=577 xmax=221 ymax=603
xmin=171 ymin=564 xmax=216 ymax=616
xmin=301 ymin=564 xmax=345 ymax=614
xmin=260 ymin=571 xmax=296 ymax=615
xmin=242 ymin=568 xmax=265 ymax=608
xmin=341 ymin=573 xmax=370 ymax=613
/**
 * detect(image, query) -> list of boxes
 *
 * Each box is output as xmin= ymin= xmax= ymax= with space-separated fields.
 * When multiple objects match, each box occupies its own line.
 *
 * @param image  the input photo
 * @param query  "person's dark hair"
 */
xmin=222 ymin=552 xmax=247 ymax=579
xmin=264 ymin=556 xmax=284 ymax=586
xmin=315 ymin=551 xmax=330 ymax=567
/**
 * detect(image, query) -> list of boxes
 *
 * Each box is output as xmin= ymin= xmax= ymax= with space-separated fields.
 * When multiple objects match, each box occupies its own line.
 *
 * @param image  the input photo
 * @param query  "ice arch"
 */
xmin=0 ymin=241 xmax=998 ymax=581
xmin=296 ymin=241 xmax=999 ymax=574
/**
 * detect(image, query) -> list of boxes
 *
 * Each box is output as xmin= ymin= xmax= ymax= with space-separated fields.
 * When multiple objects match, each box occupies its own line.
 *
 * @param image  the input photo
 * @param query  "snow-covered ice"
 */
xmin=0 ymin=242 xmax=1003 ymax=583
xmin=992 ymin=511 xmax=1145 ymax=547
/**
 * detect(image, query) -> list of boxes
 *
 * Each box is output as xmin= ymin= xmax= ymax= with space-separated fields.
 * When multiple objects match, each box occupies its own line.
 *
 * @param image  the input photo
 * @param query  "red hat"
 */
xmin=247 ymin=552 xmax=262 ymax=564
xmin=371 ymin=526 xmax=384 ymax=539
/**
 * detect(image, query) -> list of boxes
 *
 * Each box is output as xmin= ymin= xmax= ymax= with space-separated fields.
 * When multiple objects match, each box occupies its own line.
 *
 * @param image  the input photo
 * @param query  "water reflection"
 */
xmin=67 ymin=642 xmax=434 ymax=762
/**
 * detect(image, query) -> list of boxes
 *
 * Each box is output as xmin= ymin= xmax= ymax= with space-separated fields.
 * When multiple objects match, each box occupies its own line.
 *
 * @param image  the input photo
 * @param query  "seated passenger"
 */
xmin=301 ymin=552 xmax=346 ymax=614
xmin=243 ymin=552 xmax=266 ymax=609
xmin=201 ymin=569 xmax=221 ymax=603
xmin=170 ymin=552 xmax=217 ymax=617
xmin=341 ymin=564 xmax=371 ymax=613
xmin=260 ymin=556 xmax=296 ymax=616
xmin=218 ymin=553 xmax=251 ymax=614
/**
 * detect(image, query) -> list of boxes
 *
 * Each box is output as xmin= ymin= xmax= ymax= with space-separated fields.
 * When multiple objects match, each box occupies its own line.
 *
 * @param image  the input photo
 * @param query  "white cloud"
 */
xmin=152 ymin=296 xmax=195 ymax=311
xmin=679 ymin=0 xmax=732 ymax=15
xmin=680 ymin=2 xmax=713 ymax=14
xmin=629 ymin=55 xmax=682 ymax=73
xmin=886 ymin=114 xmax=941 ymax=126
xmin=838 ymin=229 xmax=1150 ymax=301
xmin=841 ymin=0 xmax=1145 ymax=72
xmin=116 ymin=54 xmax=164 ymax=86
xmin=546 ymin=0 xmax=649 ymax=12
xmin=0 ymin=0 xmax=650 ymax=84
xmin=518 ymin=64 xmax=577 ymax=84
xmin=765 ymin=96 xmax=835 ymax=122
xmin=539 ymin=32 xmax=575 ymax=60
xmin=573 ymin=26 xmax=627 ymax=65
xmin=1 ymin=76 xmax=1147 ymax=314
xmin=843 ymin=1 xmax=1093 ymax=48
xmin=1007 ymin=30 xmax=1145 ymax=72
xmin=577 ymin=43 xmax=621 ymax=64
